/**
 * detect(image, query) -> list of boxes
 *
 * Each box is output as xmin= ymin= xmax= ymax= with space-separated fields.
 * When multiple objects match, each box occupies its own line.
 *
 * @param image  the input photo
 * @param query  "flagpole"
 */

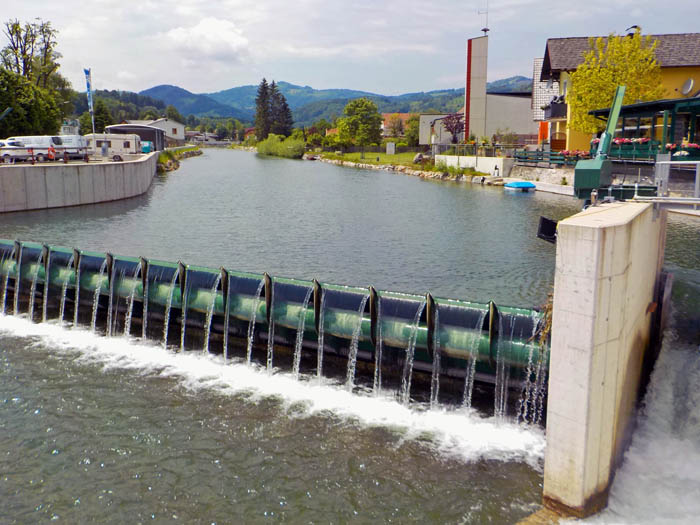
xmin=84 ymin=68 xmax=96 ymax=153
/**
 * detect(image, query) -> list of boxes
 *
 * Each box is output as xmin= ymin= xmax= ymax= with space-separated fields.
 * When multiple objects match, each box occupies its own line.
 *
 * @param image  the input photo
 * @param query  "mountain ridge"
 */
xmin=138 ymin=77 xmax=532 ymax=126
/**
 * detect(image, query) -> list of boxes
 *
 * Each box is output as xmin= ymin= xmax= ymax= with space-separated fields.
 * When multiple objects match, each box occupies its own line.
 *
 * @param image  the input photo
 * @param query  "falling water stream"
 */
xmin=203 ymin=274 xmax=222 ymax=353
xmin=89 ymin=260 xmax=108 ymax=332
xmin=463 ymin=310 xmax=489 ymax=409
xmin=292 ymin=286 xmax=314 ymax=379
xmin=344 ymin=294 xmax=370 ymax=390
xmin=430 ymin=309 xmax=441 ymax=408
xmin=162 ymin=271 xmax=179 ymax=348
xmin=27 ymin=252 xmax=43 ymax=321
xmin=58 ymin=255 xmax=74 ymax=324
xmin=399 ymin=301 xmax=426 ymax=404
xmin=123 ymin=263 xmax=143 ymax=336
xmin=245 ymin=279 xmax=266 ymax=365
xmin=41 ymin=252 xmax=51 ymax=323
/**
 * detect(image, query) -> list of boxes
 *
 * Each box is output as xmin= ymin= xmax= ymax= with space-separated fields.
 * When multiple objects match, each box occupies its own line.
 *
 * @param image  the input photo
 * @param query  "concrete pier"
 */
xmin=543 ymin=202 xmax=667 ymax=517
xmin=0 ymin=152 xmax=157 ymax=213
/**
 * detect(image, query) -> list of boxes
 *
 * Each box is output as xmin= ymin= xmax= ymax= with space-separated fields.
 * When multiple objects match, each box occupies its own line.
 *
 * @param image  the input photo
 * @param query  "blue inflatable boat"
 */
xmin=504 ymin=181 xmax=536 ymax=192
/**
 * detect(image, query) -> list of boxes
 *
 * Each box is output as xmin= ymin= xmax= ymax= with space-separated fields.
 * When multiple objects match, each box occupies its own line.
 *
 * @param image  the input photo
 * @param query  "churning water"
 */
xmin=0 ymin=150 xmax=697 ymax=522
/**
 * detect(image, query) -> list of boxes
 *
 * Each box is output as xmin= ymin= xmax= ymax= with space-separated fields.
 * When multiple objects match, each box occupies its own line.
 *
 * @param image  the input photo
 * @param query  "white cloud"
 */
xmin=4 ymin=0 xmax=700 ymax=94
xmin=163 ymin=17 xmax=249 ymax=63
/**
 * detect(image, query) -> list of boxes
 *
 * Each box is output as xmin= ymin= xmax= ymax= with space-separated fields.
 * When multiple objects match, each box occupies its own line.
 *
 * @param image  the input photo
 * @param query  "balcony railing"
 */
xmin=544 ymin=102 xmax=567 ymax=120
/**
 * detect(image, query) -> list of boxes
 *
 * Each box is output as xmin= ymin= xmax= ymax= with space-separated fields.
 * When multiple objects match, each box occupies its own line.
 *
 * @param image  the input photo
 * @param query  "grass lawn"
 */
xmin=320 ymin=151 xmax=419 ymax=167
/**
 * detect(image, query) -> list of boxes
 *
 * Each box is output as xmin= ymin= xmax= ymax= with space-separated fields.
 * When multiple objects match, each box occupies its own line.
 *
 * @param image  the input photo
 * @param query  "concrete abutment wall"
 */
xmin=543 ymin=202 xmax=667 ymax=517
xmin=0 ymin=152 xmax=158 ymax=213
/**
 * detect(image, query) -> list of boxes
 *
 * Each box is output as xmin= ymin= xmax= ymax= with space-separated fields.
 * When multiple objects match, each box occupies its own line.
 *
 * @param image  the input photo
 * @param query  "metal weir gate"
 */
xmin=0 ymin=239 xmax=549 ymax=416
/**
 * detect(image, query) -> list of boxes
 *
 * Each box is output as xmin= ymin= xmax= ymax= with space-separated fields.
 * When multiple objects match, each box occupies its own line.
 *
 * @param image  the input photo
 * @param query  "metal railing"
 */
xmin=646 ymin=158 xmax=700 ymax=210
xmin=432 ymin=143 xmax=525 ymax=158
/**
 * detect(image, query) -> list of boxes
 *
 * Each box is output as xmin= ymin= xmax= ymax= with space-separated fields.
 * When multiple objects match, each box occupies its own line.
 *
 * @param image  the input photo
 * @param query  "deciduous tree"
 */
xmin=441 ymin=113 xmax=464 ymax=144
xmin=165 ymin=104 xmax=184 ymax=123
xmin=405 ymin=114 xmax=420 ymax=146
xmin=0 ymin=68 xmax=60 ymax=136
xmin=386 ymin=113 xmax=404 ymax=136
xmin=338 ymin=98 xmax=382 ymax=158
xmin=568 ymin=28 xmax=665 ymax=134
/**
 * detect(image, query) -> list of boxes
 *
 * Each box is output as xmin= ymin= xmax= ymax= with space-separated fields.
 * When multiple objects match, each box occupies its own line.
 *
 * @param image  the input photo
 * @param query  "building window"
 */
xmin=172 ymin=128 xmax=177 ymax=135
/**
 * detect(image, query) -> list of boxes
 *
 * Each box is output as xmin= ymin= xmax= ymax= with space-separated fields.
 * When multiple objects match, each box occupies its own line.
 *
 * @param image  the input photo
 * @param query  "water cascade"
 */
xmin=0 ymin=239 xmax=550 ymax=412
xmin=55 ymin=253 xmax=75 ymax=324
xmin=90 ymin=260 xmax=108 ymax=332
xmin=245 ymin=278 xmax=266 ymax=364
xmin=203 ymin=273 xmax=222 ymax=353
xmin=41 ymin=251 xmax=51 ymax=323
xmin=430 ymin=308 xmax=441 ymax=408
xmin=400 ymin=301 xmax=427 ymax=404
xmin=0 ymin=244 xmax=14 ymax=314
xmin=292 ymin=286 xmax=314 ymax=378
xmin=123 ymin=262 xmax=143 ymax=336
xmin=344 ymin=294 xmax=370 ymax=390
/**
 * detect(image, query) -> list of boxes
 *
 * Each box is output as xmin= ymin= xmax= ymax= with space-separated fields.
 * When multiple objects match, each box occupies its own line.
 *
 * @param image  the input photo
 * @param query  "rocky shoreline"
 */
xmin=310 ymin=155 xmax=483 ymax=182
xmin=157 ymin=148 xmax=203 ymax=173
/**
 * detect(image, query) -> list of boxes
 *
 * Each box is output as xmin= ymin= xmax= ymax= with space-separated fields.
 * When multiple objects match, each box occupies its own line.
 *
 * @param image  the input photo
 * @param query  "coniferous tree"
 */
xmin=269 ymin=81 xmax=293 ymax=136
xmin=254 ymin=78 xmax=271 ymax=140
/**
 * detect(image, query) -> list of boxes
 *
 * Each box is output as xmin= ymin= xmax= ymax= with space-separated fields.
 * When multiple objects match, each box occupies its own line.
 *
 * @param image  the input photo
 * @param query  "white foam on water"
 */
xmin=0 ymin=313 xmax=545 ymax=468
xmin=584 ymin=329 xmax=700 ymax=525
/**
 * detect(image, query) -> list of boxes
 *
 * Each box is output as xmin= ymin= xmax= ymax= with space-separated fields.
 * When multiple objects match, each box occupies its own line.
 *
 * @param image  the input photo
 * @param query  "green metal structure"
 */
xmin=0 ymin=239 xmax=550 ymax=400
xmin=574 ymin=86 xmax=626 ymax=199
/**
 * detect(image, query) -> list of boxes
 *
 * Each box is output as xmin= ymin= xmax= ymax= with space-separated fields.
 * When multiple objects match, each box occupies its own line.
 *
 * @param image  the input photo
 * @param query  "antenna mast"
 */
xmin=478 ymin=0 xmax=489 ymax=35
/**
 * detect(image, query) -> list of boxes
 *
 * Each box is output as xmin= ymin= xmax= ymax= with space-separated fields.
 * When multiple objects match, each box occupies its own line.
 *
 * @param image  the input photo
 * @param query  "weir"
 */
xmin=0 ymin=238 xmax=548 ymax=412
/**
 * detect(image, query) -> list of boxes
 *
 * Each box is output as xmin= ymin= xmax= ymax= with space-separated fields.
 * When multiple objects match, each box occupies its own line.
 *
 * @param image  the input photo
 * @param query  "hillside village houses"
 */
xmin=539 ymin=33 xmax=700 ymax=151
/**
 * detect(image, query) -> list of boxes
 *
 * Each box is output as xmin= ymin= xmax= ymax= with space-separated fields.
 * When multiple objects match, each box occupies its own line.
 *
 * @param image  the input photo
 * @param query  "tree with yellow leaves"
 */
xmin=568 ymin=28 xmax=666 ymax=134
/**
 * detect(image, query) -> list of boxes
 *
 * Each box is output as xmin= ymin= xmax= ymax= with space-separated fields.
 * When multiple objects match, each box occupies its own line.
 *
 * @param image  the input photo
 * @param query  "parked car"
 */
xmin=5 ymin=135 xmax=63 ymax=162
xmin=0 ymin=139 xmax=29 ymax=163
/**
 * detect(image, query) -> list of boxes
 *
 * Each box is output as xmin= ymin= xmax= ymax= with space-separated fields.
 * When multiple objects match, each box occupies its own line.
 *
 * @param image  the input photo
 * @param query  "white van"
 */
xmin=84 ymin=133 xmax=142 ymax=156
xmin=59 ymin=135 xmax=88 ymax=158
xmin=5 ymin=135 xmax=63 ymax=162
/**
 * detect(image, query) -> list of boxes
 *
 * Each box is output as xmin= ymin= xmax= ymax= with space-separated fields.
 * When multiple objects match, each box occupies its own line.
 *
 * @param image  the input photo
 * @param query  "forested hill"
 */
xmin=139 ymin=85 xmax=250 ymax=120
xmin=135 ymin=76 xmax=532 ymax=126
xmin=73 ymin=90 xmax=166 ymax=120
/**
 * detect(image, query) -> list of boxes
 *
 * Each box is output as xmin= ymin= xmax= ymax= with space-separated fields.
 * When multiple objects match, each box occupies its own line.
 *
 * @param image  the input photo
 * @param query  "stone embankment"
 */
xmin=313 ymin=156 xmax=479 ymax=182
xmin=157 ymin=148 xmax=203 ymax=173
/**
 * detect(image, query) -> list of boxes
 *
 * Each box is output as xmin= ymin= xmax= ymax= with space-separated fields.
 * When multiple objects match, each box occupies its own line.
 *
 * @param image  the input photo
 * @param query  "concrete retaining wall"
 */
xmin=0 ymin=152 xmax=157 ymax=213
xmin=510 ymin=165 xmax=575 ymax=186
xmin=435 ymin=154 xmax=515 ymax=177
xmin=543 ymin=202 xmax=667 ymax=517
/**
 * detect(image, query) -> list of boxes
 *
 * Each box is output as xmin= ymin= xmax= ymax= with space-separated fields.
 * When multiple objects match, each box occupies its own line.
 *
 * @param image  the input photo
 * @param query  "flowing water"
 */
xmin=246 ymin=279 xmax=266 ymax=365
xmin=292 ymin=286 xmax=314 ymax=379
xmin=58 ymin=255 xmax=74 ymax=324
xmin=161 ymin=271 xmax=179 ymax=348
xmin=0 ymin=149 xmax=697 ymax=523
xmin=123 ymin=263 xmax=143 ymax=337
xmin=400 ymin=301 xmax=426 ymax=405
xmin=89 ymin=260 xmax=108 ymax=332
xmin=463 ymin=310 xmax=489 ymax=409
xmin=203 ymin=274 xmax=222 ymax=353
xmin=344 ymin=294 xmax=370 ymax=390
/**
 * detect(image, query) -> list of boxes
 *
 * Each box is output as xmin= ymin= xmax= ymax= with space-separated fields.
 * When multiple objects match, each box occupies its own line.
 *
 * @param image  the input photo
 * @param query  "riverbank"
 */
xmin=157 ymin=146 xmax=203 ymax=173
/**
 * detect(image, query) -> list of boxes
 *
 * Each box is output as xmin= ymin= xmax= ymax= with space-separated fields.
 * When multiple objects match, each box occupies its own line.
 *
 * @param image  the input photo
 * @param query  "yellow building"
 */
xmin=539 ymin=33 xmax=700 ymax=151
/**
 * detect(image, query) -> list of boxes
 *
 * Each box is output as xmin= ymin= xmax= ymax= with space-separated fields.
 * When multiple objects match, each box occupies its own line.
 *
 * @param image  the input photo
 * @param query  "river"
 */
xmin=0 ymin=149 xmax=697 ymax=523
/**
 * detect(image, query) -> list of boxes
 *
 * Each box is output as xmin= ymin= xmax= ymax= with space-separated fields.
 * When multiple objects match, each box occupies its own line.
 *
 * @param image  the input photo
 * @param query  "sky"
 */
xmin=7 ymin=0 xmax=700 ymax=96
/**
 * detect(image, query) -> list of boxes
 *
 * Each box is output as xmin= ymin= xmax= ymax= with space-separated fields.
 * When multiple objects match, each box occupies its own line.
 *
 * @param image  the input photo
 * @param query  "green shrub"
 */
xmin=257 ymin=134 xmax=305 ymax=159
